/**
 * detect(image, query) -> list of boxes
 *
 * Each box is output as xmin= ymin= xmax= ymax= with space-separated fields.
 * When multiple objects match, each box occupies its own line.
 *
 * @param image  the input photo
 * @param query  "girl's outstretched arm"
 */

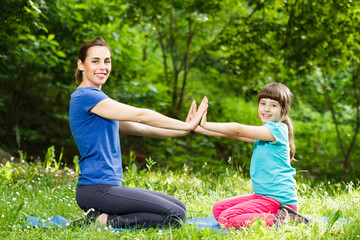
xmin=194 ymin=125 xmax=255 ymax=143
xmin=187 ymin=105 xmax=255 ymax=143
xmin=200 ymin=110 xmax=275 ymax=142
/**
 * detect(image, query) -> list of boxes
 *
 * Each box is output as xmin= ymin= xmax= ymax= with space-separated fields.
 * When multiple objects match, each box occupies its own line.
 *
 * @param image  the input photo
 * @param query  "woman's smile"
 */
xmin=78 ymin=46 xmax=112 ymax=89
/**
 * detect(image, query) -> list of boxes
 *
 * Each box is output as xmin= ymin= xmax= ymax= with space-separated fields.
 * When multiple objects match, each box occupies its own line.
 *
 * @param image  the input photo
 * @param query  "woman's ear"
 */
xmin=77 ymin=59 xmax=84 ymax=71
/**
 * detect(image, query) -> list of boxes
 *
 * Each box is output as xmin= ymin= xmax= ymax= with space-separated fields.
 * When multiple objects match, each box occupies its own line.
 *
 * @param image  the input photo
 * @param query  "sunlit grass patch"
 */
xmin=0 ymin=156 xmax=359 ymax=239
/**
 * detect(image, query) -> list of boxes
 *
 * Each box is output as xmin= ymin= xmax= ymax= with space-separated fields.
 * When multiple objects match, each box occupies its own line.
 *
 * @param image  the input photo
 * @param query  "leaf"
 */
xmin=55 ymin=50 xmax=66 ymax=58
xmin=48 ymin=34 xmax=55 ymax=41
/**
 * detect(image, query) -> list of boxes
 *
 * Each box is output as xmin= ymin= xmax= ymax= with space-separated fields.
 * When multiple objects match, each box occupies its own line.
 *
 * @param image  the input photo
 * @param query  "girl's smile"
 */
xmin=258 ymin=98 xmax=282 ymax=124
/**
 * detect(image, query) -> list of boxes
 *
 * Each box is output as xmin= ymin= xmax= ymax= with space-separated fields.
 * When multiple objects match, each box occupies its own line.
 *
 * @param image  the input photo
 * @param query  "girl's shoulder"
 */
xmin=264 ymin=121 xmax=288 ymax=142
xmin=264 ymin=121 xmax=287 ymax=131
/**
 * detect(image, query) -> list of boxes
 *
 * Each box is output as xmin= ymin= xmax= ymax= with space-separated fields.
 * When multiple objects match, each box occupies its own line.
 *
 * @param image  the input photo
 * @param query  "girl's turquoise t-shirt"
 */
xmin=250 ymin=121 xmax=297 ymax=205
xmin=69 ymin=87 xmax=123 ymax=186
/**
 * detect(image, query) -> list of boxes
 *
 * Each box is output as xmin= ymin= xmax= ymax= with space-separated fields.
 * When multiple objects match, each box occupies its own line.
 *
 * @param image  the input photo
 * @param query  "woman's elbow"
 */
xmin=134 ymin=109 xmax=149 ymax=124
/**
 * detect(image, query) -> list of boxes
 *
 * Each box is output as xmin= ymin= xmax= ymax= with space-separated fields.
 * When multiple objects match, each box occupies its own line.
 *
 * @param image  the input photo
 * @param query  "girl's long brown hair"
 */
xmin=74 ymin=37 xmax=111 ymax=84
xmin=257 ymin=82 xmax=295 ymax=161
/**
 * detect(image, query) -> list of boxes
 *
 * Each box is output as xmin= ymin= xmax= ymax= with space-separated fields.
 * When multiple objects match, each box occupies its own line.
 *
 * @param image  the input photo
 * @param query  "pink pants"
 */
xmin=213 ymin=194 xmax=298 ymax=229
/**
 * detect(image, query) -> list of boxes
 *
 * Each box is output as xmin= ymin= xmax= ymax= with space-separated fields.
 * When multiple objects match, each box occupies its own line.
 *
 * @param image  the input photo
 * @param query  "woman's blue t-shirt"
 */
xmin=250 ymin=121 xmax=297 ymax=205
xmin=69 ymin=87 xmax=123 ymax=185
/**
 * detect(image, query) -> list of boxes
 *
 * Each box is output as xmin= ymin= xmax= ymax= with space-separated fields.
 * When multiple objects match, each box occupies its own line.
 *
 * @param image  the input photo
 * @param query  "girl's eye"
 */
xmin=92 ymin=60 xmax=98 ymax=64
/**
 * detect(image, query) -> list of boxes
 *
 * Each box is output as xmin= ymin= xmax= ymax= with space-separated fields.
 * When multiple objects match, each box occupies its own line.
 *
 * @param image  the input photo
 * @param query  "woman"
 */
xmin=68 ymin=37 xmax=207 ymax=229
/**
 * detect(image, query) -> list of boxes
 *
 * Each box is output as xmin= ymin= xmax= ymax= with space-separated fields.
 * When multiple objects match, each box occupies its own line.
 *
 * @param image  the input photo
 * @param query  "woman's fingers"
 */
xmin=191 ymin=97 xmax=208 ymax=126
xmin=185 ymin=100 xmax=197 ymax=122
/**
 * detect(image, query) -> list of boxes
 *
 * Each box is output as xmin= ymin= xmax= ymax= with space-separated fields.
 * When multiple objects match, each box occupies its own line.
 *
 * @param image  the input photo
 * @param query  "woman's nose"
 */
xmin=99 ymin=62 xmax=106 ymax=69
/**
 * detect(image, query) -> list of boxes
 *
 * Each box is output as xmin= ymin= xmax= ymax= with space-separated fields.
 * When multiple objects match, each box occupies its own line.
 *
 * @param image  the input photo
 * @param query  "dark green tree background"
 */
xmin=1 ymin=0 xmax=359 ymax=181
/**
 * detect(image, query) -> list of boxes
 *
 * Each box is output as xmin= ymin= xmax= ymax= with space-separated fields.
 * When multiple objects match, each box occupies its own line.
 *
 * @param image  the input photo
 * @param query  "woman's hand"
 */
xmin=185 ymin=100 xmax=197 ymax=123
xmin=188 ymin=97 xmax=208 ymax=130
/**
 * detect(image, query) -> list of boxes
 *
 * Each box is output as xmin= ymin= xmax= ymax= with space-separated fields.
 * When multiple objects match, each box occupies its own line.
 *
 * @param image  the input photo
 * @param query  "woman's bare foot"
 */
xmin=95 ymin=213 xmax=108 ymax=227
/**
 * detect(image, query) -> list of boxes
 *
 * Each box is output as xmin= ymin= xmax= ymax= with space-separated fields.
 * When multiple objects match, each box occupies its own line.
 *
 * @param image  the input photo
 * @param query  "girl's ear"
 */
xmin=77 ymin=59 xmax=84 ymax=71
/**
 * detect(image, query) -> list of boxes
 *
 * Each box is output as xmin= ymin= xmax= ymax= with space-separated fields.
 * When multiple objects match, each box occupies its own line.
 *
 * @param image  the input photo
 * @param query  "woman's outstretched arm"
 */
xmin=118 ymin=100 xmax=199 ymax=137
xmin=90 ymin=97 xmax=208 ymax=132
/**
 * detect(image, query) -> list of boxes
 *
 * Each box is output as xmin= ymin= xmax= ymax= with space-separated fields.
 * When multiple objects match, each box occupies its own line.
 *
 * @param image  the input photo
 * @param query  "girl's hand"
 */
xmin=189 ymin=97 xmax=208 ymax=130
xmin=200 ymin=110 xmax=208 ymax=128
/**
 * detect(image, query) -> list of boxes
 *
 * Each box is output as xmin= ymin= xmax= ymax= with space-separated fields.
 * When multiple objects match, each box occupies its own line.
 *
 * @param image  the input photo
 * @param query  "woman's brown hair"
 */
xmin=257 ymin=82 xmax=296 ymax=161
xmin=74 ymin=37 xmax=111 ymax=84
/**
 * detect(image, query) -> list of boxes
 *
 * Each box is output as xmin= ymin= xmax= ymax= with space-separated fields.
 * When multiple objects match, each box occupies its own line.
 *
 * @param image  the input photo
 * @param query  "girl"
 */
xmin=68 ymin=37 xmax=208 ymax=229
xmin=192 ymin=82 xmax=308 ymax=229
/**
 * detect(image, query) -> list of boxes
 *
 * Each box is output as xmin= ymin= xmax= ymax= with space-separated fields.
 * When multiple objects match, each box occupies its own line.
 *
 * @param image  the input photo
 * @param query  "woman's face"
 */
xmin=78 ymin=46 xmax=111 ymax=88
xmin=258 ymin=98 xmax=282 ymax=124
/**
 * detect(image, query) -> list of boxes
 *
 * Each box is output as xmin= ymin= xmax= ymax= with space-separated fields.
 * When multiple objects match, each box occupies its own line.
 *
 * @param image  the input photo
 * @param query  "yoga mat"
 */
xmin=25 ymin=214 xmax=348 ymax=231
xmin=186 ymin=217 xmax=223 ymax=231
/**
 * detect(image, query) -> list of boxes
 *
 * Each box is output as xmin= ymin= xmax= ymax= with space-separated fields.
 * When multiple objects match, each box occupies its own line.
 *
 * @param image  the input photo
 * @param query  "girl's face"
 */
xmin=78 ymin=46 xmax=111 ymax=89
xmin=258 ymin=98 xmax=282 ymax=124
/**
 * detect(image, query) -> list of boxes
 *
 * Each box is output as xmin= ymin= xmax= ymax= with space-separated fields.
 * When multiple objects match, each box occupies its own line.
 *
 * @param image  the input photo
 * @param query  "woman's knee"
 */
xmin=170 ymin=206 xmax=186 ymax=221
xmin=163 ymin=208 xmax=186 ymax=228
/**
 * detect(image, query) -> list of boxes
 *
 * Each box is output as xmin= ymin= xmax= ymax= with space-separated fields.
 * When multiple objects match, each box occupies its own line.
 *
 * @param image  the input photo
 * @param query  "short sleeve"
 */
xmin=77 ymin=87 xmax=108 ymax=112
xmin=264 ymin=121 xmax=288 ymax=144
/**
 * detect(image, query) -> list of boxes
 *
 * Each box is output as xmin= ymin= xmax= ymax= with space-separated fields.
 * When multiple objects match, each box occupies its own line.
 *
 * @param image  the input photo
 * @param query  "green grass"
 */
xmin=1 ymin=158 xmax=360 ymax=239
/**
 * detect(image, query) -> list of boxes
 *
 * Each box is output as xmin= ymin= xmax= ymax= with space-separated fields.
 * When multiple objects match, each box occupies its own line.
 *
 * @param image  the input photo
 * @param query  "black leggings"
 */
xmin=76 ymin=184 xmax=186 ymax=229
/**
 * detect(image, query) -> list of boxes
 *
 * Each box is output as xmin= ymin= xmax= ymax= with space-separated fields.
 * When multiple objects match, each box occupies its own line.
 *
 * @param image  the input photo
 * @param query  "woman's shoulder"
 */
xmin=72 ymin=86 xmax=101 ymax=95
xmin=71 ymin=87 xmax=108 ymax=99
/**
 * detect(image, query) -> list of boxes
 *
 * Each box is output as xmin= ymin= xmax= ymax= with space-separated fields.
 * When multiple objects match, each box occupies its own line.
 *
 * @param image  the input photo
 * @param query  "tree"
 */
xmin=123 ymin=0 xmax=235 ymax=117
xmin=215 ymin=0 xmax=360 ymax=179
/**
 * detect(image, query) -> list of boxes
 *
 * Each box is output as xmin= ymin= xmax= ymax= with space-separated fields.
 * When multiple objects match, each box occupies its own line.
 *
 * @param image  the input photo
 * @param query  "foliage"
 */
xmin=1 ymin=159 xmax=360 ymax=239
xmin=0 ymin=0 xmax=359 ymax=180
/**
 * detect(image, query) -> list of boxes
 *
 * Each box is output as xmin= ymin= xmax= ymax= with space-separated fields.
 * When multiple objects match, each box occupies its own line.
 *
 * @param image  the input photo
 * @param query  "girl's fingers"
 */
xmin=200 ymin=110 xmax=207 ymax=126
xmin=199 ymin=97 xmax=208 ymax=114
xmin=188 ymin=97 xmax=208 ymax=128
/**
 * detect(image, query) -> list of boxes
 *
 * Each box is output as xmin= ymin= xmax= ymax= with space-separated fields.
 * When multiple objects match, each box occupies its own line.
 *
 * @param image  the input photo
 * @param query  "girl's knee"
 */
xmin=217 ymin=213 xmax=254 ymax=229
xmin=217 ymin=212 xmax=229 ymax=226
xmin=212 ymin=202 xmax=223 ymax=219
